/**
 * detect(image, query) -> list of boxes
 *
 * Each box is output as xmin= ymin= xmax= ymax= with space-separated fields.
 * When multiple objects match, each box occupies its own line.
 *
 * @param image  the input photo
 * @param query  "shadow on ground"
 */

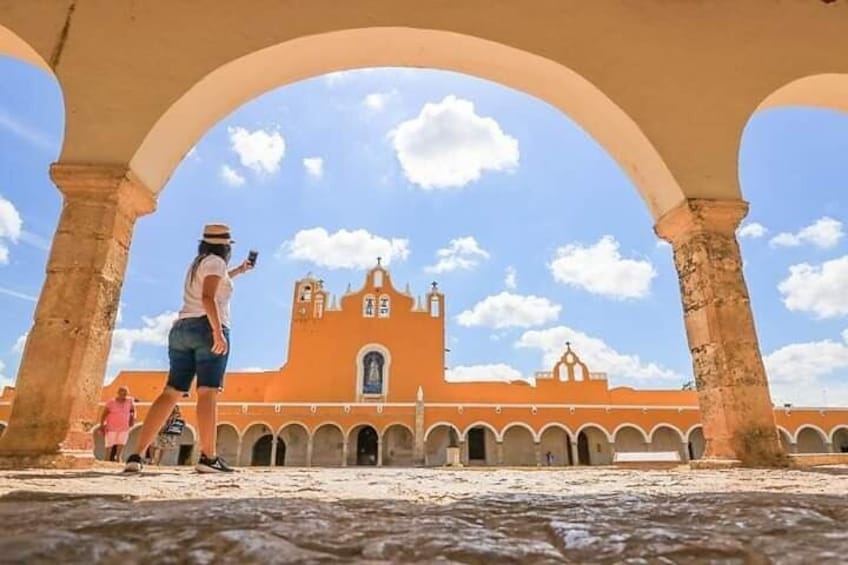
xmin=0 ymin=489 xmax=846 ymax=564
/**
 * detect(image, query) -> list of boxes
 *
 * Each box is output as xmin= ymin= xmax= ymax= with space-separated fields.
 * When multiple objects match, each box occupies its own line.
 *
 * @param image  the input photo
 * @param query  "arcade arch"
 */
xmin=539 ymin=424 xmax=574 ymax=467
xmin=311 ymin=423 xmax=344 ymax=467
xmin=795 ymin=426 xmax=829 ymax=454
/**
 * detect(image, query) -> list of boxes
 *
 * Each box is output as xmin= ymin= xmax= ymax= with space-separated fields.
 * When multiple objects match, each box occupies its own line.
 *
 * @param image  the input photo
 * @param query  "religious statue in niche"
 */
xmin=378 ymin=296 xmax=390 ymax=317
xmin=362 ymin=351 xmax=384 ymax=395
xmin=364 ymin=296 xmax=375 ymax=317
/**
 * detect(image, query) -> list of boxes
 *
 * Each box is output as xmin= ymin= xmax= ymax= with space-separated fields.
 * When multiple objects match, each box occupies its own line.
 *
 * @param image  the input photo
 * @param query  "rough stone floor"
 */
xmin=0 ymin=465 xmax=846 ymax=564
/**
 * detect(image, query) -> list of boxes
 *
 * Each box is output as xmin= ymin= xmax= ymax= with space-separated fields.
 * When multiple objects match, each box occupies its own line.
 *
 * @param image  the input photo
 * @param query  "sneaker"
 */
xmin=195 ymin=454 xmax=234 ymax=473
xmin=123 ymin=453 xmax=144 ymax=473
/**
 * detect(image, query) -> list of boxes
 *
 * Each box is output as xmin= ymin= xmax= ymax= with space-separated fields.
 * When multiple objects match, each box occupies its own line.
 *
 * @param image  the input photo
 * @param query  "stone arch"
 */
xmin=215 ymin=422 xmax=240 ymax=465
xmin=239 ymin=421 xmax=276 ymax=466
xmin=795 ymin=425 xmax=829 ymax=454
xmin=462 ymin=422 xmax=499 ymax=466
xmin=128 ymin=28 xmax=683 ymax=219
xmin=311 ymin=422 xmax=345 ymax=467
xmin=382 ymin=423 xmax=414 ymax=467
xmin=777 ymin=426 xmax=794 ymax=453
xmin=0 ymin=24 xmax=52 ymax=73
xmin=756 ymin=74 xmax=848 ymax=116
xmin=424 ymin=423 xmax=461 ymax=466
xmin=538 ymin=424 xmax=574 ymax=467
xmin=278 ymin=422 xmax=310 ymax=466
xmin=575 ymin=422 xmax=614 ymax=443
xmin=612 ymin=424 xmax=650 ymax=453
xmin=501 ymin=423 xmax=537 ymax=466
xmin=649 ymin=424 xmax=686 ymax=459
xmin=830 ymin=426 xmax=848 ymax=453
xmin=347 ymin=423 xmax=380 ymax=466
xmin=687 ymin=426 xmax=706 ymax=461
xmin=575 ymin=424 xmax=612 ymax=466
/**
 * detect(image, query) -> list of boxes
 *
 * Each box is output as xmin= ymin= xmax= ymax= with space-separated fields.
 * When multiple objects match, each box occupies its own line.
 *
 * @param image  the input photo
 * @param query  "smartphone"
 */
xmin=247 ymin=250 xmax=258 ymax=267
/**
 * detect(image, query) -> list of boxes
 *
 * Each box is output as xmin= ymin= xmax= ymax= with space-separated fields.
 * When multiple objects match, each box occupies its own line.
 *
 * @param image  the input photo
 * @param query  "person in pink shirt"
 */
xmin=99 ymin=386 xmax=136 ymax=462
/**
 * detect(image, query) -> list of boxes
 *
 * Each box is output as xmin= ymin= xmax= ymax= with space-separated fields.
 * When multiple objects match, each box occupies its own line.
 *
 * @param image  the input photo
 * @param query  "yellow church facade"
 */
xmin=3 ymin=264 xmax=846 ymax=468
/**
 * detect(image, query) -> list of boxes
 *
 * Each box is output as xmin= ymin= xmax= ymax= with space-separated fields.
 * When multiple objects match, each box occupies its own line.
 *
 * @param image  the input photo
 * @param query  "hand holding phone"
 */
xmin=247 ymin=249 xmax=258 ymax=267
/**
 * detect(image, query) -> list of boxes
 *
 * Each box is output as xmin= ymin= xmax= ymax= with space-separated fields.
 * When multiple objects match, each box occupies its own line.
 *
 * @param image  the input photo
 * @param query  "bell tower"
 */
xmin=292 ymin=274 xmax=326 ymax=322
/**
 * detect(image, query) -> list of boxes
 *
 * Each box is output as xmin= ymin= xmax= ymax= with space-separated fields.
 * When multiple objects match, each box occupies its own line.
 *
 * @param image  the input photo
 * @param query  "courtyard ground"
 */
xmin=0 ymin=465 xmax=846 ymax=563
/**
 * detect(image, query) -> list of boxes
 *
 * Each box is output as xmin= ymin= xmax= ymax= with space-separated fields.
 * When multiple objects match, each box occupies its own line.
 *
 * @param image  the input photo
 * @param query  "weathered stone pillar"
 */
xmin=495 ymin=441 xmax=504 ymax=466
xmin=825 ymin=442 xmax=834 ymax=454
xmin=376 ymin=439 xmax=383 ymax=467
xmin=655 ymin=198 xmax=784 ymax=467
xmin=235 ymin=437 xmax=243 ymax=467
xmin=569 ymin=439 xmax=580 ymax=466
xmin=270 ymin=436 xmax=278 ymax=467
xmin=680 ymin=442 xmax=690 ymax=463
xmin=341 ymin=441 xmax=348 ymax=467
xmin=0 ymin=164 xmax=156 ymax=468
xmin=413 ymin=386 xmax=425 ymax=465
xmin=534 ymin=442 xmax=543 ymax=467
xmin=459 ymin=440 xmax=468 ymax=465
xmin=306 ymin=436 xmax=314 ymax=467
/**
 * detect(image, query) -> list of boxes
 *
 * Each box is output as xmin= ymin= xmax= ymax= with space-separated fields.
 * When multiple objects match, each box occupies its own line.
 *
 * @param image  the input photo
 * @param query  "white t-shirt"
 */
xmin=178 ymin=255 xmax=233 ymax=328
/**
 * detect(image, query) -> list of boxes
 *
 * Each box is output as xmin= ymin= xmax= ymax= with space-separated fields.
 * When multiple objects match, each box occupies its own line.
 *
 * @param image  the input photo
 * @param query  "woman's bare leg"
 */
xmin=132 ymin=388 xmax=182 ymax=457
xmin=197 ymin=387 xmax=218 ymax=457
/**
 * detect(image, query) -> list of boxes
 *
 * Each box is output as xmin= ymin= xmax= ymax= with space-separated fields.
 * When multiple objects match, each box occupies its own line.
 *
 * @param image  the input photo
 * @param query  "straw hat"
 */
xmin=201 ymin=223 xmax=235 ymax=245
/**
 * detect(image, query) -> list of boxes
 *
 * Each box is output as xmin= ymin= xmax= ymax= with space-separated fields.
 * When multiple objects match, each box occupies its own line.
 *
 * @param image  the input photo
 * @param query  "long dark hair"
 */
xmin=189 ymin=241 xmax=232 ymax=282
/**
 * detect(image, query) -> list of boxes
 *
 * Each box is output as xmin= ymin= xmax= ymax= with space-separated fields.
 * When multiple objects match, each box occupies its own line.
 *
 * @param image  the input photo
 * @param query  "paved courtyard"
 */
xmin=1 ymin=465 xmax=846 ymax=563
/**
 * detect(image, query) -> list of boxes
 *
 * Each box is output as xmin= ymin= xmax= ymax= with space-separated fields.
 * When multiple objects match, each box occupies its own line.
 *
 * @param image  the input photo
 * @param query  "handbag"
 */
xmin=164 ymin=417 xmax=185 ymax=436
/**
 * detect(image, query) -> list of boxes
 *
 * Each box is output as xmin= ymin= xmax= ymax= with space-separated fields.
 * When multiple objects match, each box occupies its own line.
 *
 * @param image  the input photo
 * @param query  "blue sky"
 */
xmin=1 ymin=58 xmax=847 ymax=407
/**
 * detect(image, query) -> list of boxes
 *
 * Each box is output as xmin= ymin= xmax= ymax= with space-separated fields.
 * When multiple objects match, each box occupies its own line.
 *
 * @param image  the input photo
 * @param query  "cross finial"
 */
xmin=565 ymin=341 xmax=571 ymax=350
xmin=431 ymin=281 xmax=438 ymax=290
xmin=377 ymin=256 xmax=382 ymax=266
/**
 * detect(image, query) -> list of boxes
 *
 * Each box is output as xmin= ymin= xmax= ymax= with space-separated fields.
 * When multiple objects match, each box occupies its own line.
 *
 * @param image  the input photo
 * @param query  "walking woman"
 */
xmin=124 ymin=223 xmax=254 ymax=473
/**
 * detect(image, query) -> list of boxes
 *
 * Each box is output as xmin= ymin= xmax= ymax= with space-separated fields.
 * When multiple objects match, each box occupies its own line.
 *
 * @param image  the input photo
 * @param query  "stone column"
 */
xmin=235 ymin=438 xmax=243 ymax=467
xmin=341 ymin=441 xmax=348 ymax=467
xmin=306 ymin=436 xmax=314 ymax=467
xmin=655 ymin=198 xmax=784 ymax=467
xmin=459 ymin=440 xmax=468 ymax=465
xmin=570 ymin=440 xmax=580 ymax=466
xmin=413 ymin=387 xmax=425 ymax=465
xmin=376 ymin=439 xmax=383 ymax=467
xmin=680 ymin=442 xmax=690 ymax=463
xmin=270 ymin=436 xmax=278 ymax=467
xmin=0 ymin=164 xmax=156 ymax=469
xmin=825 ymin=442 xmax=834 ymax=454
xmin=495 ymin=441 xmax=504 ymax=466
xmin=534 ymin=442 xmax=543 ymax=467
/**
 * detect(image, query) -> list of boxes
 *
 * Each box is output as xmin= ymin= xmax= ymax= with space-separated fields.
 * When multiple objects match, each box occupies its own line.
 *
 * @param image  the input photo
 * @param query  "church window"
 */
xmin=363 ymin=295 xmax=375 ymax=317
xmin=361 ymin=351 xmax=385 ymax=395
xmin=299 ymin=284 xmax=312 ymax=301
xmin=373 ymin=270 xmax=384 ymax=288
xmin=378 ymin=295 xmax=390 ymax=318
xmin=429 ymin=296 xmax=440 ymax=318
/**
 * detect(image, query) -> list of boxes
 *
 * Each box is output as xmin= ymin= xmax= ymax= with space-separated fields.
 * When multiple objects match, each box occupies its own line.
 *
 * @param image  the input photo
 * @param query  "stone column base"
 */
xmin=689 ymin=458 xmax=742 ymax=470
xmin=0 ymin=450 xmax=95 ymax=470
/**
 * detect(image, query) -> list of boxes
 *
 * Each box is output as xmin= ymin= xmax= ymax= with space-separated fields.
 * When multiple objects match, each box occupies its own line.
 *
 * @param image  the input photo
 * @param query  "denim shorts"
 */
xmin=166 ymin=317 xmax=230 ymax=392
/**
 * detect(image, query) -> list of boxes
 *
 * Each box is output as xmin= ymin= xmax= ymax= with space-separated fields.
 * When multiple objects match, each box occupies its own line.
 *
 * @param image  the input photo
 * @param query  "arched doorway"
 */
xmin=650 ymin=425 xmax=686 ymax=460
xmin=577 ymin=426 xmax=612 ymax=466
xmin=312 ymin=424 xmax=344 ymax=467
xmin=424 ymin=424 xmax=460 ymax=466
xmin=539 ymin=425 xmax=573 ymax=466
xmin=251 ymin=435 xmax=286 ymax=466
xmin=464 ymin=424 xmax=498 ymax=466
xmin=613 ymin=425 xmax=648 ymax=454
xmin=239 ymin=423 xmax=275 ymax=466
xmin=354 ymin=426 xmax=379 ymax=466
xmin=796 ymin=427 xmax=828 ymax=454
xmin=382 ymin=424 xmax=414 ymax=466
xmin=688 ymin=427 xmax=706 ymax=461
xmin=501 ymin=425 xmax=536 ymax=466
xmin=278 ymin=423 xmax=309 ymax=466
xmin=216 ymin=424 xmax=240 ymax=465
xmin=833 ymin=427 xmax=848 ymax=453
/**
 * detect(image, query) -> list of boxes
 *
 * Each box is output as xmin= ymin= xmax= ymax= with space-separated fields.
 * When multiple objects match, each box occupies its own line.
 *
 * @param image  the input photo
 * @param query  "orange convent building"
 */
xmin=2 ymin=263 xmax=846 ymax=467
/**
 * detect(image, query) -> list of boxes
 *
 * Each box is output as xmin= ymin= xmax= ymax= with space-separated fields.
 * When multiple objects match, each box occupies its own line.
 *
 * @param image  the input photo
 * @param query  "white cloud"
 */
xmin=445 ymin=364 xmax=527 ymax=383
xmin=109 ymin=312 xmax=178 ymax=366
xmin=548 ymin=236 xmax=656 ymax=300
xmin=655 ymin=240 xmax=671 ymax=249
xmin=0 ymin=194 xmax=23 ymax=265
xmin=219 ymin=165 xmax=246 ymax=187
xmin=737 ymin=222 xmax=768 ymax=239
xmin=303 ymin=157 xmax=324 ymax=179
xmin=770 ymin=217 xmax=844 ymax=249
xmin=425 ymin=237 xmax=490 ymax=274
xmin=282 ymin=227 xmax=410 ymax=270
xmin=363 ymin=90 xmax=397 ymax=111
xmin=0 ymin=286 xmax=36 ymax=301
xmin=227 ymin=126 xmax=286 ymax=174
xmin=778 ymin=256 xmax=848 ymax=318
xmin=764 ymin=331 xmax=848 ymax=406
xmin=12 ymin=332 xmax=27 ymax=354
xmin=505 ymin=266 xmax=518 ymax=289
xmin=0 ymin=110 xmax=55 ymax=151
xmin=516 ymin=325 xmax=682 ymax=383
xmin=235 ymin=367 xmax=269 ymax=373
xmin=456 ymin=292 xmax=560 ymax=329
xmin=390 ymin=95 xmax=519 ymax=189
